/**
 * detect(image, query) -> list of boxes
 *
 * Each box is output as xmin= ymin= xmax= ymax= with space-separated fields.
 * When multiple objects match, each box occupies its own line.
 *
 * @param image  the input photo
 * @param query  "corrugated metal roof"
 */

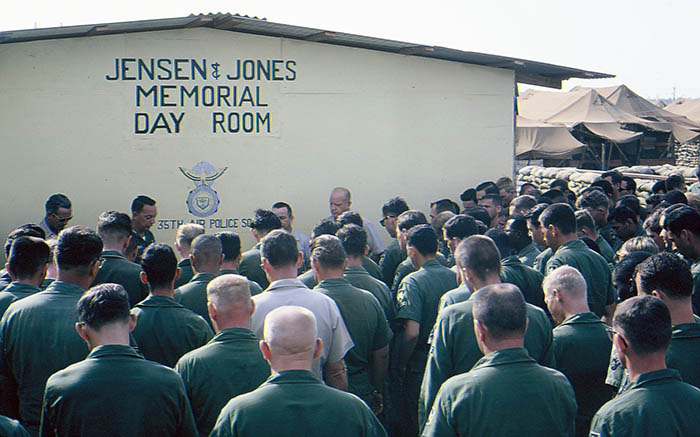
xmin=0 ymin=13 xmax=613 ymax=89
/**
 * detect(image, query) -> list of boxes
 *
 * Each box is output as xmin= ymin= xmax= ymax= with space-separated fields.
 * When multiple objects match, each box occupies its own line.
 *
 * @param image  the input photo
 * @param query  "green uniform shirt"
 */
xmin=131 ymin=295 xmax=213 ymax=367
xmin=40 ymin=344 xmax=197 ymax=437
xmin=391 ymin=252 xmax=449 ymax=295
xmin=174 ymin=259 xmax=194 ymax=289
xmin=590 ymin=369 xmax=700 ymax=437
xmin=691 ymin=258 xmax=700 ymax=315
xmin=238 ymin=243 xmax=269 ymax=290
xmin=39 ymin=279 xmax=54 ymax=291
xmin=174 ymin=272 xmax=218 ymax=328
xmin=420 ymin=297 xmax=554 ymax=428
xmin=218 ymin=269 xmax=263 ymax=296
xmin=131 ymin=229 xmax=155 ymax=264
xmin=534 ymin=247 xmax=553 ymax=275
xmin=344 ymin=265 xmax=394 ymax=321
xmin=552 ymin=313 xmax=614 ymax=436
xmin=91 ymin=250 xmax=149 ymax=307
xmin=0 ymin=270 xmax=12 ymax=292
xmin=545 ymin=239 xmax=616 ymax=318
xmin=595 ymin=235 xmax=616 ymax=264
xmin=598 ymin=222 xmax=623 ymax=252
xmin=500 ymin=255 xmax=546 ymax=311
xmin=362 ymin=256 xmax=383 ymax=281
xmin=0 ymin=415 xmax=29 ymax=437
xmin=437 ymin=284 xmax=471 ymax=313
xmin=0 ymin=282 xmax=90 ymax=434
xmin=297 ymin=269 xmax=317 ymax=289
xmin=0 ymin=283 xmax=41 ymax=318
xmin=210 ymin=370 xmax=387 ymax=437
xmin=396 ymin=259 xmax=458 ymax=371
xmin=379 ymin=239 xmax=406 ymax=288
xmin=422 ymin=348 xmax=576 ymax=437
xmin=315 ymin=278 xmax=392 ymax=398
xmin=175 ymin=328 xmax=270 ymax=436
xmin=517 ymin=241 xmax=541 ymax=268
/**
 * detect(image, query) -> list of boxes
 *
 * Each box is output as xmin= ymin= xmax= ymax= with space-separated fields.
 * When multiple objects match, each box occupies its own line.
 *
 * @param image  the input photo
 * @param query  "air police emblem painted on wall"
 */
xmin=179 ymin=161 xmax=228 ymax=218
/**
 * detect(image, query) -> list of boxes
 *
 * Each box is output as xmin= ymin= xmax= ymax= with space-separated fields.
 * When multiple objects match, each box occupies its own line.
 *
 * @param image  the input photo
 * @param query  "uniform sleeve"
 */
xmin=0 ymin=314 xmax=19 ymax=418
xmin=39 ymin=381 xmax=56 ymax=437
xmin=421 ymin=383 xmax=458 ymax=437
xmin=370 ymin=297 xmax=393 ymax=350
xmin=326 ymin=302 xmax=354 ymax=363
xmin=396 ymin=278 xmax=423 ymax=323
xmin=175 ymin=378 xmax=198 ymax=437
xmin=604 ymin=347 xmax=624 ymax=389
xmin=418 ymin=313 xmax=453 ymax=429
xmin=588 ymin=410 xmax=612 ymax=437
xmin=380 ymin=249 xmax=399 ymax=288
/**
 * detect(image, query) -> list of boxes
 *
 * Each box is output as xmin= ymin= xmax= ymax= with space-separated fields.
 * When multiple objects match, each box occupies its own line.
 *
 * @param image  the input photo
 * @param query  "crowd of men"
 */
xmin=1 ymin=167 xmax=700 ymax=436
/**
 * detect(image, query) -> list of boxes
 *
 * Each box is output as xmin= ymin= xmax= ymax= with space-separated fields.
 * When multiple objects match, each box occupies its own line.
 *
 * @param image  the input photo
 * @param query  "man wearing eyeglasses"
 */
xmin=39 ymin=194 xmax=72 ymax=239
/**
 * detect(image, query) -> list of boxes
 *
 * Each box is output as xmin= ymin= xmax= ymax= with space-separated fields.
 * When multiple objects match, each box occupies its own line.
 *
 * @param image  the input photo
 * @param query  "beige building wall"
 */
xmin=0 ymin=27 xmax=514 ymax=254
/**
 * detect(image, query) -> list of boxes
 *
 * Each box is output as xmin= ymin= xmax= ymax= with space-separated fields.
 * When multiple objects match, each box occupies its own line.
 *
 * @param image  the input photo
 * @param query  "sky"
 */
xmin=2 ymin=0 xmax=698 ymax=100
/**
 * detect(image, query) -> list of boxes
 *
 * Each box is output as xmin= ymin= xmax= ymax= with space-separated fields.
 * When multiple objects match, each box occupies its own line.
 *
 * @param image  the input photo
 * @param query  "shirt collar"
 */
xmin=88 ymin=344 xmax=143 ymax=360
xmin=135 ymin=294 xmax=183 ymax=308
xmin=191 ymin=272 xmax=218 ymax=283
xmin=344 ymin=265 xmax=367 ymax=275
xmin=317 ymin=277 xmax=350 ymax=288
xmin=44 ymin=281 xmax=85 ymax=295
xmin=267 ymin=278 xmax=309 ymax=291
xmin=559 ymin=312 xmax=603 ymax=326
xmin=266 ymin=369 xmax=322 ymax=385
xmin=626 ymin=368 xmax=681 ymax=391
xmin=211 ymin=327 xmax=258 ymax=343
xmin=101 ymin=250 xmax=126 ymax=260
xmin=472 ymin=347 xmax=534 ymax=370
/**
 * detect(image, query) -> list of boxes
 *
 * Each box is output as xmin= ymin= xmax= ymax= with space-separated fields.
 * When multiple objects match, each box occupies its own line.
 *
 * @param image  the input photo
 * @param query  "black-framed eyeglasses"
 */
xmin=380 ymin=215 xmax=396 ymax=227
xmin=51 ymin=212 xmax=73 ymax=222
xmin=605 ymin=326 xmax=617 ymax=342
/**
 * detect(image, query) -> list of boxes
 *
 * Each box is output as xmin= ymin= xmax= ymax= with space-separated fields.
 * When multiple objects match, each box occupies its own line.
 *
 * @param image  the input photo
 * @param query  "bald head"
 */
xmin=329 ymin=187 xmax=352 ymax=218
xmin=263 ymin=306 xmax=318 ymax=358
xmin=542 ymin=265 xmax=588 ymax=323
xmin=191 ymin=234 xmax=223 ymax=273
xmin=206 ymin=274 xmax=253 ymax=331
xmin=472 ymin=283 xmax=527 ymax=340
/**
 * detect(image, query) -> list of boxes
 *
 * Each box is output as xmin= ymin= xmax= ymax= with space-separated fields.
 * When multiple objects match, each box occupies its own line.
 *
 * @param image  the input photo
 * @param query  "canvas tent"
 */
xmin=515 ymin=116 xmax=586 ymax=159
xmin=665 ymin=98 xmax=700 ymax=126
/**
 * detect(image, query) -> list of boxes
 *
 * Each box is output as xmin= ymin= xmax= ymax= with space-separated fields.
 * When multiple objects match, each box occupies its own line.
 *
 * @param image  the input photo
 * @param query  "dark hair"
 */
xmin=580 ymin=236 xmax=602 ymax=255
xmin=310 ymin=235 xmax=346 ymax=269
xmin=382 ymin=197 xmax=410 ymax=217
xmin=540 ymin=203 xmax=577 ymax=235
xmin=96 ymin=211 xmax=133 ymax=241
xmin=191 ymin=235 xmax=223 ymax=266
xmin=271 ymin=201 xmax=292 ymax=216
xmin=601 ymin=170 xmax=623 ymax=185
xmin=575 ymin=209 xmax=597 ymax=232
xmin=511 ymin=195 xmax=537 ymax=213
xmin=590 ymin=180 xmax=614 ymax=198
xmin=406 ymin=224 xmax=438 ymax=256
xmin=643 ymin=209 xmax=663 ymax=234
xmin=460 ymin=189 xmax=477 ymax=203
xmin=665 ymin=174 xmax=686 ymax=192
xmin=312 ymin=218 xmax=339 ymax=238
xmin=45 ymin=193 xmax=71 ymax=214
xmin=444 ymin=215 xmax=478 ymax=240
xmin=610 ymin=206 xmax=637 ymax=225
xmin=141 ymin=243 xmax=178 ymax=289
xmin=7 ymin=236 xmax=50 ymax=279
xmin=614 ymin=295 xmax=671 ymax=355
xmin=131 ymin=195 xmax=156 ymax=214
xmin=55 ymin=226 xmax=103 ymax=271
xmin=77 ymin=283 xmax=131 ymax=329
xmin=613 ymin=251 xmax=653 ymax=302
xmin=430 ymin=199 xmax=459 ymax=214
xmin=504 ymin=216 xmax=531 ymax=247
xmin=480 ymin=194 xmax=502 ymax=207
xmin=621 ymin=176 xmax=637 ymax=193
xmin=336 ymin=224 xmax=367 ymax=257
xmin=4 ymin=224 xmax=45 ymax=256
xmin=636 ymin=252 xmax=693 ymax=299
xmin=661 ymin=204 xmax=700 ymax=236
xmin=646 ymin=194 xmax=664 ymax=211
xmin=617 ymin=195 xmax=641 ymax=218
xmin=550 ymin=179 xmax=569 ymax=191
xmin=261 ymin=230 xmax=299 ymax=267
xmin=540 ymin=189 xmax=568 ymax=204
xmin=462 ymin=207 xmax=491 ymax=228
xmin=337 ymin=211 xmax=363 ymax=228
xmin=216 ymin=232 xmax=242 ymax=261
xmin=576 ymin=189 xmax=609 ymax=210
xmin=476 ymin=181 xmax=498 ymax=192
xmin=663 ymin=190 xmax=688 ymax=206
xmin=250 ymin=209 xmax=282 ymax=233
xmin=455 ymin=235 xmax=501 ymax=279
xmin=397 ymin=210 xmax=428 ymax=232
xmin=472 ymin=283 xmax=527 ymax=339
xmin=485 ymin=229 xmax=513 ymax=258
xmin=652 ymin=180 xmax=667 ymax=194
xmin=525 ymin=203 xmax=549 ymax=227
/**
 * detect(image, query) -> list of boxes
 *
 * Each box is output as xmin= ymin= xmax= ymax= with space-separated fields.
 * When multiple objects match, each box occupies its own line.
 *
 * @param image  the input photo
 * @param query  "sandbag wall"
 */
xmin=675 ymin=143 xmax=700 ymax=168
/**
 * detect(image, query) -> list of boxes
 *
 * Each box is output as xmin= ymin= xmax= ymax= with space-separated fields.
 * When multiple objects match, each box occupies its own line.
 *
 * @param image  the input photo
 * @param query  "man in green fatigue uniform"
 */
xmin=173 ymin=223 xmax=205 ymax=288
xmin=590 ymin=296 xmax=700 ymax=436
xmin=0 ymin=237 xmax=49 ymax=317
xmin=506 ymin=215 xmax=541 ymax=267
xmin=395 ymin=225 xmax=458 ymax=436
xmin=0 ymin=415 xmax=28 ymax=437
xmin=91 ymin=211 xmax=148 ymax=307
xmin=337 ymin=211 xmax=386 ymax=281
xmin=238 ymin=209 xmax=281 ymax=290
xmin=0 ymin=226 xmax=102 ymax=435
xmin=577 ymin=188 xmax=622 ymax=251
xmin=541 ymin=203 xmax=617 ymax=323
xmin=609 ymin=206 xmax=645 ymax=245
xmin=297 ymin=218 xmax=340 ymax=289
xmin=544 ymin=266 xmax=613 ymax=437
xmin=131 ymin=244 xmax=213 ymax=367
xmin=210 ymin=306 xmax=386 ymax=437
xmin=130 ymin=195 xmax=157 ymax=263
xmin=378 ymin=197 xmax=409 ymax=288
xmin=174 ymin=235 xmax=223 ymax=328
xmin=311 ymin=235 xmax=392 ymax=412
xmin=215 ymin=232 xmax=263 ymax=295
xmin=39 ymin=284 xmax=197 ymax=437
xmin=575 ymin=209 xmax=615 ymax=264
xmin=175 ymin=274 xmax=270 ymax=436
xmin=437 ymin=215 xmax=480 ymax=311
xmin=419 ymin=236 xmax=554 ymax=429
xmin=0 ymin=226 xmax=47 ymax=292
xmin=527 ymin=204 xmax=554 ymax=274
xmin=423 ymin=284 xmax=576 ymax=437
xmin=486 ymin=229 xmax=546 ymax=312
xmin=337 ymin=224 xmax=394 ymax=321
xmin=661 ymin=205 xmax=700 ymax=314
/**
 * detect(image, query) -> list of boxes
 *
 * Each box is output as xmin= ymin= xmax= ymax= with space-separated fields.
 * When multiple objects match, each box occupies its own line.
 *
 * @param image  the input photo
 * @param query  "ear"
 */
xmin=259 ymin=340 xmax=271 ymax=360
xmin=312 ymin=338 xmax=323 ymax=360
xmin=89 ymin=259 xmax=100 ymax=278
xmin=139 ymin=271 xmax=148 ymax=285
xmin=174 ymin=268 xmax=181 ymax=281
xmin=249 ymin=299 xmax=256 ymax=316
xmin=207 ymin=301 xmax=217 ymax=322
xmin=363 ymin=245 xmax=369 ymax=257
xmin=296 ymin=252 xmax=303 ymax=269
xmin=474 ymin=319 xmax=487 ymax=343
xmin=217 ymin=254 xmax=224 ymax=267
xmin=189 ymin=254 xmax=196 ymax=269
xmin=128 ymin=314 xmax=137 ymax=332
xmin=75 ymin=323 xmax=90 ymax=343
xmin=123 ymin=235 xmax=131 ymax=251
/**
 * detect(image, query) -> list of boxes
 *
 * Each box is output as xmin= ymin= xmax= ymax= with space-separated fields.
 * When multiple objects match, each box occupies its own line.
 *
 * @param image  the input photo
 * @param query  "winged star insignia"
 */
xmin=179 ymin=161 xmax=228 ymax=218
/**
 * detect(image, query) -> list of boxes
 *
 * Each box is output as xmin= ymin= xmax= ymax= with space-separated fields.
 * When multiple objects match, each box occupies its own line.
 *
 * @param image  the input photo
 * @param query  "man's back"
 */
xmin=238 ymin=244 xmax=269 ymax=290
xmin=210 ymin=370 xmax=386 ymax=437
xmin=175 ymin=328 xmax=270 ymax=436
xmin=131 ymin=295 xmax=213 ymax=367
xmin=173 ymin=259 xmax=194 ymax=288
xmin=343 ymin=265 xmax=394 ymax=321
xmin=0 ymin=282 xmax=89 ymax=434
xmin=91 ymin=250 xmax=148 ymax=307
xmin=174 ymin=273 xmax=218 ymax=328
xmin=501 ymin=256 xmax=546 ymax=311
xmin=590 ymin=369 xmax=700 ymax=437
xmin=0 ymin=283 xmax=41 ymax=318
xmin=379 ymin=239 xmax=405 ymax=288
xmin=422 ymin=348 xmax=576 ymax=436
xmin=666 ymin=321 xmax=700 ymax=388
xmin=40 ymin=344 xmax=197 ymax=437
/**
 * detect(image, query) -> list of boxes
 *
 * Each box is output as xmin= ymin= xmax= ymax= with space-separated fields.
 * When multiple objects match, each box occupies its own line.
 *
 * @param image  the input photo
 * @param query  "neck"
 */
xmin=552 ymin=233 xmax=577 ymax=251
xmin=56 ymin=271 xmax=91 ymax=290
xmin=220 ymin=260 xmax=239 ymax=271
xmin=317 ymin=268 xmax=344 ymax=281
xmin=563 ymin=302 xmax=591 ymax=320
xmin=193 ymin=266 xmax=218 ymax=275
xmin=665 ymin=298 xmax=696 ymax=325
xmin=412 ymin=253 xmax=435 ymax=269
xmin=626 ymin=352 xmax=667 ymax=382
xmin=471 ymin=275 xmax=501 ymax=291
xmin=16 ymin=275 xmax=43 ymax=287
xmin=346 ymin=256 xmax=363 ymax=267
xmin=213 ymin=316 xmax=250 ymax=332
xmin=150 ymin=286 xmax=174 ymax=298
xmin=266 ymin=265 xmax=298 ymax=282
xmin=86 ymin=332 xmax=131 ymax=350
xmin=133 ymin=227 xmax=146 ymax=237
xmin=102 ymin=244 xmax=125 ymax=254
xmin=481 ymin=337 xmax=524 ymax=355
xmin=269 ymin=357 xmax=314 ymax=373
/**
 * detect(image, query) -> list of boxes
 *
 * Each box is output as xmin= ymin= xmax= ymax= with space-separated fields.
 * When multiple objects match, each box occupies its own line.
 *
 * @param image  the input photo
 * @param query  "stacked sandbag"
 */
xmin=675 ymin=143 xmax=700 ymax=168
